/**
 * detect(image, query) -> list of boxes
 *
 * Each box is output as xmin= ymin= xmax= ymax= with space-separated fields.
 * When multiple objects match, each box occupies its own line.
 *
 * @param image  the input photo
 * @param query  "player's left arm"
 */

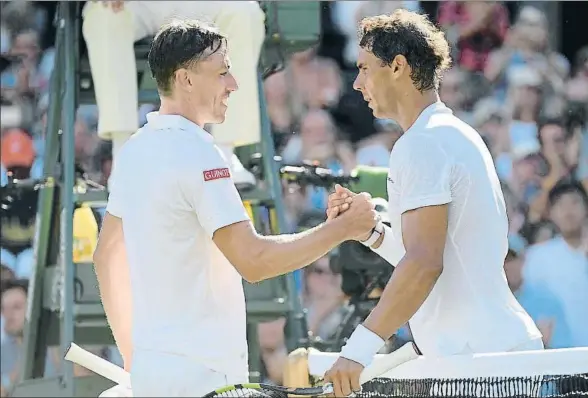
xmin=363 ymin=137 xmax=451 ymax=341
xmin=334 ymin=137 xmax=451 ymax=369
xmin=325 ymin=202 xmax=449 ymax=397
xmin=362 ymin=203 xmax=447 ymax=340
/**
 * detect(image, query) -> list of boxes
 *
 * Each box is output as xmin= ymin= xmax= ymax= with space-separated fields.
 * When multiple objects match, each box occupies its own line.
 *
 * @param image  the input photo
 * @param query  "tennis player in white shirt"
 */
xmin=323 ymin=10 xmax=543 ymax=397
xmin=93 ymin=20 xmax=379 ymax=397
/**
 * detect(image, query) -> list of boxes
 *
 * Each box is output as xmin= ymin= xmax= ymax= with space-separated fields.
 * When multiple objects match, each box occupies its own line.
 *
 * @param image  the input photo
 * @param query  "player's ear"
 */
xmin=391 ymin=55 xmax=408 ymax=78
xmin=175 ymin=68 xmax=191 ymax=92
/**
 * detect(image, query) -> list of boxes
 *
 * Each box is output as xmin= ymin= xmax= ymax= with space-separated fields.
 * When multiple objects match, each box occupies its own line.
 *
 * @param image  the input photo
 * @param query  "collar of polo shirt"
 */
xmin=145 ymin=112 xmax=213 ymax=143
xmin=404 ymin=101 xmax=453 ymax=135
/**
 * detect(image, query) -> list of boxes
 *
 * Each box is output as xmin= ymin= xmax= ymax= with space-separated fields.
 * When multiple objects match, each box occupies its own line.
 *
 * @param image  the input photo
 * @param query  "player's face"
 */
xmin=353 ymin=48 xmax=405 ymax=119
xmin=187 ymin=48 xmax=238 ymax=124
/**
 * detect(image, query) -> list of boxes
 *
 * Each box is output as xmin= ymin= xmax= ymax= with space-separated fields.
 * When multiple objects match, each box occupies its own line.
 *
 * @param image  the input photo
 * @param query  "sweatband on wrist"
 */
xmin=370 ymin=225 xmax=406 ymax=267
xmin=340 ymin=324 xmax=385 ymax=368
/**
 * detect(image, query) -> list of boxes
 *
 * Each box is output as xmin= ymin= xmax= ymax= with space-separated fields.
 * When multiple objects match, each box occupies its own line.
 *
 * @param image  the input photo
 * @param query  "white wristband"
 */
xmin=340 ymin=324 xmax=385 ymax=368
xmin=361 ymin=220 xmax=384 ymax=247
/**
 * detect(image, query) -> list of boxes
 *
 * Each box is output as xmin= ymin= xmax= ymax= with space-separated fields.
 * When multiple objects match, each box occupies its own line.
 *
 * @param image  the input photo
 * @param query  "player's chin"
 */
xmin=211 ymin=111 xmax=228 ymax=124
xmin=370 ymin=104 xmax=382 ymax=118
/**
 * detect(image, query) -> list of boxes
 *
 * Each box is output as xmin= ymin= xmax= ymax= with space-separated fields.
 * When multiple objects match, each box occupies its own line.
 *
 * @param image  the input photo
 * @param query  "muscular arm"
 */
xmin=191 ymin=148 xmax=375 ymax=283
xmin=363 ymin=204 xmax=447 ymax=341
xmin=93 ymin=213 xmax=133 ymax=371
xmin=213 ymin=218 xmax=348 ymax=283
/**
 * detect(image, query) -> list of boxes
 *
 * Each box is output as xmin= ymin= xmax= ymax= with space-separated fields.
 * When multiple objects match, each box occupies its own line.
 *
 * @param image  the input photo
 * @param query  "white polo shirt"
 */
xmin=384 ymin=102 xmax=541 ymax=356
xmin=106 ymin=114 xmax=250 ymax=380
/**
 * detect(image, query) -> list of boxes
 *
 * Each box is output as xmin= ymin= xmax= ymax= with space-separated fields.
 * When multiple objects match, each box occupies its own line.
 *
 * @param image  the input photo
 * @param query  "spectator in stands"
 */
xmin=485 ymin=6 xmax=568 ymax=101
xmin=566 ymin=46 xmax=588 ymax=104
xmin=1 ymin=128 xmax=35 ymax=179
xmin=264 ymin=47 xmax=343 ymax=136
xmin=281 ymin=109 xmax=356 ymax=212
xmin=82 ymin=1 xmax=265 ymax=188
xmin=258 ymin=317 xmax=287 ymax=385
xmin=356 ymin=119 xmax=403 ymax=167
xmin=0 ymin=264 xmax=14 ymax=284
xmin=0 ymin=263 xmax=16 ymax=346
xmin=281 ymin=109 xmax=355 ymax=172
xmin=303 ymin=255 xmax=346 ymax=343
xmin=0 ymin=128 xmax=38 ymax=283
xmin=504 ymin=235 xmax=571 ymax=348
xmin=526 ymin=220 xmax=558 ymax=246
xmin=523 ymin=182 xmax=588 ymax=348
xmin=500 ymin=137 xmax=542 ymax=219
xmin=471 ymin=98 xmax=509 ymax=160
xmin=527 ymin=119 xmax=575 ymax=223
xmin=577 ymin=128 xmax=588 ymax=194
xmin=0 ymin=279 xmax=28 ymax=397
xmin=438 ymin=1 xmax=509 ymax=73
xmin=438 ymin=67 xmax=470 ymax=119
xmin=506 ymin=65 xmax=543 ymax=128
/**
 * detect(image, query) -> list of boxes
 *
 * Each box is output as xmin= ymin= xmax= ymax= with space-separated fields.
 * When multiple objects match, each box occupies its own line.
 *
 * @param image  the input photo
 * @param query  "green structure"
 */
xmin=11 ymin=2 xmax=321 ymax=396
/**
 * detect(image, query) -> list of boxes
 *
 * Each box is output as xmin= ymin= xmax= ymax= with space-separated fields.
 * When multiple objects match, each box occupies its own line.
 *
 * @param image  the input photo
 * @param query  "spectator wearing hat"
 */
xmin=0 ymin=128 xmax=35 ymax=178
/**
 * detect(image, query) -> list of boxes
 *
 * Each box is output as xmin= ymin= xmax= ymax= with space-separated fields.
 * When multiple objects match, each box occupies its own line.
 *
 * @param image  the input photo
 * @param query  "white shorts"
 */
xmin=131 ymin=349 xmax=248 ymax=397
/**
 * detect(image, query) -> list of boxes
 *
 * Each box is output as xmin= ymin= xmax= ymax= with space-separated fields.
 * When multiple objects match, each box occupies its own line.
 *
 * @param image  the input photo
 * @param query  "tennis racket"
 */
xmin=64 ymin=342 xmax=420 ymax=396
xmin=204 ymin=343 xmax=421 ymax=397
xmin=202 ymin=382 xmax=332 ymax=397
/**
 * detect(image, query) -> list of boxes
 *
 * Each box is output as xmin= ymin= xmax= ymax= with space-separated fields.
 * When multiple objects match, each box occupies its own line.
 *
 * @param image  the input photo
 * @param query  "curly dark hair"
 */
xmin=358 ymin=9 xmax=451 ymax=92
xmin=148 ymin=20 xmax=227 ymax=96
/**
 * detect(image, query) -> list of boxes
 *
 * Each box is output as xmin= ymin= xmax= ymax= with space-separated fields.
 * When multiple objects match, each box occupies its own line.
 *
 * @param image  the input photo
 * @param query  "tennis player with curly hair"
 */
xmin=324 ymin=10 xmax=543 ymax=397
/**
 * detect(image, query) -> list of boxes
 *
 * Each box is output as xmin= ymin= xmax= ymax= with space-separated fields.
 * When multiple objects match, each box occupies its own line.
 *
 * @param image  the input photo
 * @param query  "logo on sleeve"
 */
xmin=203 ymin=167 xmax=231 ymax=181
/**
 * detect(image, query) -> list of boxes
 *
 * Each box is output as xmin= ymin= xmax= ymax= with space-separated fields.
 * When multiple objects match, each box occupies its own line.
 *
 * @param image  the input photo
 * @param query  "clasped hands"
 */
xmin=326 ymin=184 xmax=378 ymax=242
xmin=323 ymin=184 xmax=379 ymax=397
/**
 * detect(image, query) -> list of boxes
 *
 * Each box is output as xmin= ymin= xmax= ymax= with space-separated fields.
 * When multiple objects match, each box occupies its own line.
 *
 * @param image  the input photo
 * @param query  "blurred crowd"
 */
xmin=1 ymin=1 xmax=587 ymax=393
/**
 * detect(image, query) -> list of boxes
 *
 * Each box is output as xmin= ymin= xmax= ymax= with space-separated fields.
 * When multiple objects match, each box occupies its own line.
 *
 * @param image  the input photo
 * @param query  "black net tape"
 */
xmin=354 ymin=374 xmax=588 ymax=398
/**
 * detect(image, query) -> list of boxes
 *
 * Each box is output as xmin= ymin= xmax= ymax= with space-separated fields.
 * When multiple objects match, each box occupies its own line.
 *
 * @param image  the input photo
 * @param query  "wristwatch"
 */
xmin=360 ymin=218 xmax=384 ymax=247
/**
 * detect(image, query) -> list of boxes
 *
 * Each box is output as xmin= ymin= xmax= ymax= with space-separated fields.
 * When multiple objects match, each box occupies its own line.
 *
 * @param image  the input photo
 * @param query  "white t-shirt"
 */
xmin=106 ymin=113 xmax=250 ymax=382
xmin=523 ymin=237 xmax=588 ymax=347
xmin=384 ymin=102 xmax=541 ymax=356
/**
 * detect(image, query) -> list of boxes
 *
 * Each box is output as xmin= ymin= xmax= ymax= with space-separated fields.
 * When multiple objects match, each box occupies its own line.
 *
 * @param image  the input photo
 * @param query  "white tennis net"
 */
xmin=308 ymin=347 xmax=588 ymax=397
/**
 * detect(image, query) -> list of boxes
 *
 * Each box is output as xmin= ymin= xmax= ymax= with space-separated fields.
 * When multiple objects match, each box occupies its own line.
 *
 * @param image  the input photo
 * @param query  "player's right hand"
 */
xmin=326 ymin=184 xmax=353 ymax=220
xmin=337 ymin=193 xmax=379 ymax=242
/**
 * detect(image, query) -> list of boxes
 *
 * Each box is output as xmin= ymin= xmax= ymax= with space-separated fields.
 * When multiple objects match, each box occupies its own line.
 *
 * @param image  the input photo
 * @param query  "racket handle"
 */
xmin=64 ymin=343 xmax=131 ymax=388
xmin=359 ymin=342 xmax=420 ymax=384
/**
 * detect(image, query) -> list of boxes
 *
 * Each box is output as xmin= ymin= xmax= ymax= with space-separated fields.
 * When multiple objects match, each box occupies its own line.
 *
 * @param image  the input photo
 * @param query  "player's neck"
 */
xmin=159 ymin=99 xmax=207 ymax=129
xmin=395 ymin=90 xmax=439 ymax=132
